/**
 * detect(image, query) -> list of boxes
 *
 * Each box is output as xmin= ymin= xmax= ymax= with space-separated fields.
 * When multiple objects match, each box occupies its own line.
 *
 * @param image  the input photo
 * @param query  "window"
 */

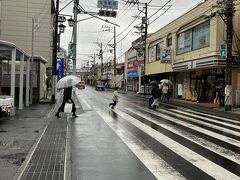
xmin=193 ymin=21 xmax=210 ymax=50
xmin=177 ymin=21 xmax=210 ymax=54
xmin=156 ymin=43 xmax=162 ymax=61
xmin=167 ymin=37 xmax=172 ymax=47
xmin=177 ymin=29 xmax=192 ymax=54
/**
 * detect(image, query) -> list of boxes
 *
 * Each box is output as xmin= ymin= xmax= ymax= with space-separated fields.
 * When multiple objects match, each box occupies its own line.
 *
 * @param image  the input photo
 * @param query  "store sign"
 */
xmin=161 ymin=47 xmax=172 ymax=64
xmin=128 ymin=70 xmax=138 ymax=78
xmin=128 ymin=60 xmax=144 ymax=72
xmin=177 ymin=84 xmax=183 ymax=96
xmin=57 ymin=58 xmax=64 ymax=80
xmin=148 ymin=46 xmax=156 ymax=63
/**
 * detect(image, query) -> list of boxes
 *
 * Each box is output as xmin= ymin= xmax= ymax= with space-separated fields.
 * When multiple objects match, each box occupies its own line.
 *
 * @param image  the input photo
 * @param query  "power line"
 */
xmin=148 ymin=0 xmax=171 ymax=19
xmin=149 ymin=5 xmax=172 ymax=26
xmin=59 ymin=0 xmax=73 ymax=13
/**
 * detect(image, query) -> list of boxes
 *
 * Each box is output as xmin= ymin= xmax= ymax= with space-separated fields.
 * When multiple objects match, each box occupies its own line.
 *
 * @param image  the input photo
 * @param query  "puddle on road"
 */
xmin=0 ymin=152 xmax=26 ymax=165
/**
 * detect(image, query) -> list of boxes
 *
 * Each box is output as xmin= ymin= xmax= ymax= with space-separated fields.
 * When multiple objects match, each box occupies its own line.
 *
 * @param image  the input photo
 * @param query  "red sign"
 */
xmin=128 ymin=60 xmax=144 ymax=72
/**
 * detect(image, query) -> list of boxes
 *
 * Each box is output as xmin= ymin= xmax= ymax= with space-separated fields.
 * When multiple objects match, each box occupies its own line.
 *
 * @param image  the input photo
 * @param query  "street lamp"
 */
xmin=67 ymin=17 xmax=74 ymax=27
xmin=58 ymin=23 xmax=66 ymax=33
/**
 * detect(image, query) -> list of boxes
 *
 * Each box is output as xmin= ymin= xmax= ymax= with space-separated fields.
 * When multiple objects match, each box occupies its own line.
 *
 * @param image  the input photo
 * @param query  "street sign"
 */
xmin=57 ymin=58 xmax=64 ymax=80
xmin=97 ymin=0 xmax=118 ymax=9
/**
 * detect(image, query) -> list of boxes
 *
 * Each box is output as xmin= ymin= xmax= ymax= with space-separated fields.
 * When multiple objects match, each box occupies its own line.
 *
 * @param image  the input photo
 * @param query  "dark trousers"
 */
xmin=109 ymin=100 xmax=117 ymax=109
xmin=58 ymin=98 xmax=76 ymax=114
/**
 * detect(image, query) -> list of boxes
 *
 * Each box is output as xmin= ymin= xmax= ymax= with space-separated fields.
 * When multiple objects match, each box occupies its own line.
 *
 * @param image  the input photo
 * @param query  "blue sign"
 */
xmin=128 ymin=70 xmax=138 ymax=78
xmin=57 ymin=58 xmax=64 ymax=80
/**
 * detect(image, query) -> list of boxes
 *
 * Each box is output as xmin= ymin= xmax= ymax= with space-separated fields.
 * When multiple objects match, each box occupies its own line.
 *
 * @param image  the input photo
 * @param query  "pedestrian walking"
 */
xmin=151 ymin=84 xmax=161 ymax=109
xmin=109 ymin=87 xmax=119 ymax=110
xmin=161 ymin=83 xmax=169 ymax=102
xmin=55 ymin=86 xmax=78 ymax=118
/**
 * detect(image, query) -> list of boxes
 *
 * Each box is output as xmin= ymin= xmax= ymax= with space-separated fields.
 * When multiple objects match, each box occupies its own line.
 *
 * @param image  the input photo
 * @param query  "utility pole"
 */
xmin=224 ymin=0 xmax=234 ymax=111
xmin=143 ymin=2 xmax=148 ymax=95
xmin=30 ymin=17 xmax=35 ymax=104
xmin=114 ymin=26 xmax=116 ymax=87
xmin=52 ymin=0 xmax=59 ymax=102
xmin=72 ymin=0 xmax=78 ymax=76
xmin=100 ymin=42 xmax=103 ymax=76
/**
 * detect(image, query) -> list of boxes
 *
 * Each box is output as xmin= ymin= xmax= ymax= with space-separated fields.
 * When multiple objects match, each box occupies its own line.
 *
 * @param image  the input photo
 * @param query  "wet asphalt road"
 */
xmin=71 ymin=86 xmax=240 ymax=180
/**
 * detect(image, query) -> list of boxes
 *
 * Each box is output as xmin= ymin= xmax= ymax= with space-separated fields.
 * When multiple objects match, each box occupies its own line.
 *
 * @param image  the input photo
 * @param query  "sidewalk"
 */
xmin=13 ymin=92 xmax=83 ymax=180
xmin=0 ymin=103 xmax=54 ymax=180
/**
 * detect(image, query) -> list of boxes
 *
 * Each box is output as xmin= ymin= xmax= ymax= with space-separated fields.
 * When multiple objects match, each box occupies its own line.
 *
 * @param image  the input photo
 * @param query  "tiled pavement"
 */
xmin=15 ymin=92 xmax=81 ymax=180
xmin=18 ymin=107 xmax=67 ymax=180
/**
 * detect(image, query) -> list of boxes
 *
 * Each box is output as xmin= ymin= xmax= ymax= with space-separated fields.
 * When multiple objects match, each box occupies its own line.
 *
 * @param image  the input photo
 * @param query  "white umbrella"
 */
xmin=56 ymin=75 xmax=81 ymax=89
xmin=160 ymin=79 xmax=172 ymax=85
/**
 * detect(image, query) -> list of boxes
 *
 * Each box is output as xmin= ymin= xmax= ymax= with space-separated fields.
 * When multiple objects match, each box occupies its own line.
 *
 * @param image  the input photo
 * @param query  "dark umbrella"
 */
xmin=149 ymin=81 xmax=158 ymax=86
xmin=149 ymin=81 xmax=159 ymax=88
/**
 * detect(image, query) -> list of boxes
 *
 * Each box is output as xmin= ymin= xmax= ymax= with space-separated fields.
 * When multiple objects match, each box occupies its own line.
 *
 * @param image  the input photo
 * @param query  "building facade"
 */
xmin=0 ymin=0 xmax=55 ymax=104
xmin=145 ymin=0 xmax=240 ymax=106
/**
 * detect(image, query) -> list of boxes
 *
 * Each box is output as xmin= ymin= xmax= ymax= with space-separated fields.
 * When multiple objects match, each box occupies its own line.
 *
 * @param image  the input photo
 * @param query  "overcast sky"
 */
xmin=59 ymin=0 xmax=204 ymax=68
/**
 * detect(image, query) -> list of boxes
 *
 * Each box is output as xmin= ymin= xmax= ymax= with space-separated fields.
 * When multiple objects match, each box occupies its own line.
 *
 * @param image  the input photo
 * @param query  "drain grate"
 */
xmin=20 ymin=114 xmax=67 ymax=180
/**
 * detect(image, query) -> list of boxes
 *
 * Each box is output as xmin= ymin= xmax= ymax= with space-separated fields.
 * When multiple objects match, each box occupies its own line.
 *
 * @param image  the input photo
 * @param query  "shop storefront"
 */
xmin=174 ymin=56 xmax=226 ymax=102
xmin=127 ymin=59 xmax=144 ymax=92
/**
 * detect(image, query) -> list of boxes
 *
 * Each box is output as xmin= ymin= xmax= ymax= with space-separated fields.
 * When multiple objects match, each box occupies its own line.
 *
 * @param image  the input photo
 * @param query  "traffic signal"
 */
xmin=98 ymin=10 xmax=117 ymax=17
xmin=220 ymin=44 xmax=227 ymax=57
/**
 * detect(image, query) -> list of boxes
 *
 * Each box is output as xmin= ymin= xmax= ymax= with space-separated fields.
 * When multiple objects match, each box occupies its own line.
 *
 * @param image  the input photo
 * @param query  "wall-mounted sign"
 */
xmin=128 ymin=70 xmax=138 ymax=78
xmin=148 ymin=46 xmax=156 ymax=63
xmin=57 ymin=58 xmax=64 ymax=80
xmin=161 ymin=47 xmax=172 ymax=64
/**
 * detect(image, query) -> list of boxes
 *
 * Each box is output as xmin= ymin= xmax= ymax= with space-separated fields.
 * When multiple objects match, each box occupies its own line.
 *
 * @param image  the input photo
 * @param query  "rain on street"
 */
xmin=70 ymin=87 xmax=240 ymax=180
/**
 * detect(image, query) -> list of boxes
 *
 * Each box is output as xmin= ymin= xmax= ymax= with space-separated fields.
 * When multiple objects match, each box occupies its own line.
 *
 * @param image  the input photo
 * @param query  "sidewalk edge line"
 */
xmin=64 ymin=114 xmax=72 ymax=180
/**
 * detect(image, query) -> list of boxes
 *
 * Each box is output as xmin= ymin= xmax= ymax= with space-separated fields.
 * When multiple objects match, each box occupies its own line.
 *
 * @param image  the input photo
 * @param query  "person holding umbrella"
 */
xmin=55 ymin=86 xmax=78 ymax=118
xmin=55 ymin=76 xmax=80 ymax=118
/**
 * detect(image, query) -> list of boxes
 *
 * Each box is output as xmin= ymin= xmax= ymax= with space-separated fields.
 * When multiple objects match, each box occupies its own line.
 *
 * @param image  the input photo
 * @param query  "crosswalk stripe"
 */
xmin=183 ymin=108 xmax=240 ymax=124
xmin=169 ymin=109 xmax=240 ymax=130
xmin=126 ymin=107 xmax=240 ymax=164
xmin=139 ymin=107 xmax=240 ymax=147
xmin=156 ymin=108 xmax=240 ymax=138
xmin=97 ymin=110 xmax=186 ymax=180
xmin=114 ymin=109 xmax=240 ymax=180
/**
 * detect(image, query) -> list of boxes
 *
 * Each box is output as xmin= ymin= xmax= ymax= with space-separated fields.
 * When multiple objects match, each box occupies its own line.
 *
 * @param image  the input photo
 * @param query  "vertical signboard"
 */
xmin=57 ymin=58 xmax=64 ymax=80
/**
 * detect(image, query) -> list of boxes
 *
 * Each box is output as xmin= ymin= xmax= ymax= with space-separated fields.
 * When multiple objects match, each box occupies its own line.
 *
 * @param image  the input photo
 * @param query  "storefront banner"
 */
xmin=128 ymin=60 xmax=144 ymax=72
xmin=173 ymin=56 xmax=226 ymax=71
xmin=57 ymin=58 xmax=64 ymax=80
xmin=138 ymin=60 xmax=144 ymax=66
xmin=148 ymin=46 xmax=156 ymax=63
xmin=128 ymin=70 xmax=138 ymax=78
xmin=177 ymin=84 xmax=183 ymax=96
xmin=161 ymin=47 xmax=172 ymax=64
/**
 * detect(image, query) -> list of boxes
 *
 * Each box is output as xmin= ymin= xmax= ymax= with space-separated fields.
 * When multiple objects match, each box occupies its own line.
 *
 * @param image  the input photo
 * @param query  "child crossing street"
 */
xmin=109 ymin=87 xmax=119 ymax=110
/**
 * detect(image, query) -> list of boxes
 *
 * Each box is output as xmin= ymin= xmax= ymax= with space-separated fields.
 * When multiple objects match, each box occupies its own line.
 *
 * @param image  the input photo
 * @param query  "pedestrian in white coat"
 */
xmin=109 ymin=87 xmax=119 ymax=110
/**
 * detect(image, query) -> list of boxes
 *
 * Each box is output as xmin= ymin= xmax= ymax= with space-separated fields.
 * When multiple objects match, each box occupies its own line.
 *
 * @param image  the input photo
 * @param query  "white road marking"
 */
xmin=126 ymin=107 xmax=240 ymax=164
xmin=140 ymin=107 xmax=240 ymax=147
xmin=156 ymin=108 xmax=240 ymax=137
xmin=169 ymin=109 xmax=240 ymax=130
xmin=114 ymin=109 xmax=240 ymax=180
xmin=97 ymin=110 xmax=186 ymax=180
xmin=183 ymin=109 xmax=240 ymax=124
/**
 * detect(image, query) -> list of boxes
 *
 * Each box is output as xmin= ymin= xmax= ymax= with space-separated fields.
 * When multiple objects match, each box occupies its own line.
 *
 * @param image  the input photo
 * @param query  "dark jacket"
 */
xmin=63 ymin=86 xmax=72 ymax=100
xmin=151 ymin=87 xmax=161 ymax=98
